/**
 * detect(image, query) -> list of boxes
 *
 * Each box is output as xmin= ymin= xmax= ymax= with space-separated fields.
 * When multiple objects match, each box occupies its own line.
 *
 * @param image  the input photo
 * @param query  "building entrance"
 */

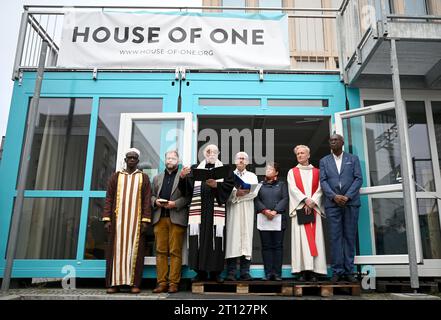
xmin=197 ymin=115 xmax=332 ymax=267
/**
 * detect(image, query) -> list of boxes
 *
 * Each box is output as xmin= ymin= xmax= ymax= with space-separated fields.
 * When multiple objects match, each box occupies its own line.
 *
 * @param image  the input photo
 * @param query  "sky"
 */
xmin=0 ymin=0 xmax=202 ymax=138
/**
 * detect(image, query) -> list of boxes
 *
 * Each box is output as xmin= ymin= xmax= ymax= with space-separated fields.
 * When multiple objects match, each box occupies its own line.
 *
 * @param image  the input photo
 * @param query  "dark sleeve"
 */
xmin=274 ymin=181 xmax=289 ymax=214
xmin=175 ymin=172 xmax=192 ymax=210
xmin=254 ymin=188 xmax=266 ymax=213
xmin=215 ymin=168 xmax=235 ymax=205
xmin=319 ymin=158 xmax=337 ymax=201
xmin=344 ymin=155 xmax=363 ymax=200
xmin=103 ymin=173 xmax=118 ymax=222
xmin=151 ymin=175 xmax=158 ymax=209
xmin=178 ymin=165 xmax=196 ymax=198
xmin=141 ymin=173 xmax=152 ymax=223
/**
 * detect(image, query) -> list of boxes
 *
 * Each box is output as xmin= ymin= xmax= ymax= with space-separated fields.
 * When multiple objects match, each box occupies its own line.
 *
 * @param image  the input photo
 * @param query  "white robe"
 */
xmin=225 ymin=169 xmax=259 ymax=260
xmin=287 ymin=164 xmax=327 ymax=275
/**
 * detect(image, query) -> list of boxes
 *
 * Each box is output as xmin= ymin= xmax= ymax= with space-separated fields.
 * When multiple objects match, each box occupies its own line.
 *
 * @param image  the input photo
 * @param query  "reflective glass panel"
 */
xmin=91 ymin=98 xmax=162 ymax=190
xmin=24 ymin=98 xmax=92 ymax=190
xmin=16 ymin=198 xmax=82 ymax=259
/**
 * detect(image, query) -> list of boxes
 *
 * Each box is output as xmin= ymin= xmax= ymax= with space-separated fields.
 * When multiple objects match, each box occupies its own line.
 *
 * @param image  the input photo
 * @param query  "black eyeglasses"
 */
xmin=126 ymin=156 xmax=139 ymax=160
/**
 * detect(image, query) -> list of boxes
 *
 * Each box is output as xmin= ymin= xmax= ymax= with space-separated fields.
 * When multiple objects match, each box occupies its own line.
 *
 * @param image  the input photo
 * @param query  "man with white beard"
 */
xmin=179 ymin=144 xmax=235 ymax=283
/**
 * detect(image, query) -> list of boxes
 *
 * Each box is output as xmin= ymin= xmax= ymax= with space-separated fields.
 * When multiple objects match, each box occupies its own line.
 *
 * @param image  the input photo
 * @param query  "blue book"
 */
xmin=234 ymin=174 xmax=251 ymax=190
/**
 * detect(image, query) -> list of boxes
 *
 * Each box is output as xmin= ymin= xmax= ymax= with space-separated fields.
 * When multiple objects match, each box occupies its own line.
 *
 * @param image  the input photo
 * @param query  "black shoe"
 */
xmin=330 ymin=275 xmax=340 ymax=283
xmin=261 ymin=275 xmax=269 ymax=281
xmin=239 ymin=273 xmax=252 ymax=281
xmin=296 ymin=273 xmax=306 ymax=282
xmin=215 ymin=275 xmax=224 ymax=283
xmin=225 ymin=274 xmax=236 ymax=281
xmin=274 ymin=275 xmax=282 ymax=281
xmin=345 ymin=274 xmax=358 ymax=283
xmin=309 ymin=273 xmax=318 ymax=282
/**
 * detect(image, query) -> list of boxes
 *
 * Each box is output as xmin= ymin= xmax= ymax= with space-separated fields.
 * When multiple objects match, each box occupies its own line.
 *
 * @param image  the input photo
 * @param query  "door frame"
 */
xmin=117 ymin=112 xmax=193 ymax=265
xmin=117 ymin=112 xmax=194 ymax=172
xmin=334 ymin=101 xmax=425 ymax=264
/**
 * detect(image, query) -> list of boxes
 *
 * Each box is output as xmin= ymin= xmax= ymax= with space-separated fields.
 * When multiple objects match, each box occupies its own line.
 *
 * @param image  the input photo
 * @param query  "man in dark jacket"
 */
xmin=319 ymin=134 xmax=363 ymax=282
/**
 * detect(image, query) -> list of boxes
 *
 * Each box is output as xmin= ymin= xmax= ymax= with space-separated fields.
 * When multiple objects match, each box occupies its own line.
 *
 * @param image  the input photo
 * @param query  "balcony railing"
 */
xmin=12 ymin=5 xmax=343 ymax=78
xmin=339 ymin=0 xmax=441 ymax=73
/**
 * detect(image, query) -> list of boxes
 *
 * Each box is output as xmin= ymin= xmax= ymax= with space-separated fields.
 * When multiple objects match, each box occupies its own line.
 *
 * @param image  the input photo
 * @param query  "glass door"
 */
xmin=335 ymin=101 xmax=424 ymax=264
xmin=117 ymin=112 xmax=193 ymax=264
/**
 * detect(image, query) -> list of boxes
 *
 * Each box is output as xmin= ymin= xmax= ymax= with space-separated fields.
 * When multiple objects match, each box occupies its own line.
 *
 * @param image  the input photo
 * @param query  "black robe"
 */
xmin=179 ymin=163 xmax=235 ymax=273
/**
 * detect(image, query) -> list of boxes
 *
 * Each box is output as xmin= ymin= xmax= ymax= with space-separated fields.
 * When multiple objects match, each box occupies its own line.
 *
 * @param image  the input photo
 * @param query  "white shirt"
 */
xmin=333 ymin=152 xmax=343 ymax=174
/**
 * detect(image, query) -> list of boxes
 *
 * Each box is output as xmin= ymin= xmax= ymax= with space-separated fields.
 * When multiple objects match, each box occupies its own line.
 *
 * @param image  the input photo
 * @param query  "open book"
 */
xmin=234 ymin=174 xmax=262 ymax=194
xmin=192 ymin=165 xmax=231 ymax=181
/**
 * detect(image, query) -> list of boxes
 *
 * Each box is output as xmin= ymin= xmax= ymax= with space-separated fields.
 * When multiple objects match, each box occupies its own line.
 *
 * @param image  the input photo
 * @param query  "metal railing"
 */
xmin=12 ymin=5 xmax=342 ymax=78
xmin=339 ymin=0 xmax=441 ymax=73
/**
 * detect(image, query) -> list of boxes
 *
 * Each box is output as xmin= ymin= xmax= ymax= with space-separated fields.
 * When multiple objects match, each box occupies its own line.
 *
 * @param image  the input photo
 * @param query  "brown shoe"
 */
xmin=168 ymin=283 xmax=178 ymax=293
xmin=130 ymin=286 xmax=141 ymax=294
xmin=152 ymin=283 xmax=168 ymax=293
xmin=106 ymin=286 xmax=119 ymax=294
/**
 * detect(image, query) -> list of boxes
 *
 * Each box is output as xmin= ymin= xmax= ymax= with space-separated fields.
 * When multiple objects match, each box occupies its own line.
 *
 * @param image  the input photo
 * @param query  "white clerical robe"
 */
xmin=225 ymin=169 xmax=259 ymax=260
xmin=287 ymin=164 xmax=327 ymax=275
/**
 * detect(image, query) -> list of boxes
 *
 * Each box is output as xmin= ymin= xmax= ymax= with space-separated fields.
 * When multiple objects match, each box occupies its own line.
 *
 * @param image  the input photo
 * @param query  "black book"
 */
xmin=192 ymin=165 xmax=231 ymax=181
xmin=296 ymin=207 xmax=316 ymax=225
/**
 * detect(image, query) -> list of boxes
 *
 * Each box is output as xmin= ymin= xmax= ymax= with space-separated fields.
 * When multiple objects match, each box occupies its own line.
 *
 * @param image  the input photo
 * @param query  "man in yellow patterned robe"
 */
xmin=102 ymin=148 xmax=152 ymax=294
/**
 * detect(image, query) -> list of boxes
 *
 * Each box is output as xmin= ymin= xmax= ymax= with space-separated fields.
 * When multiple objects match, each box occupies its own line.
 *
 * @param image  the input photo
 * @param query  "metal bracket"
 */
xmin=18 ymin=70 xmax=24 ymax=86
xmin=92 ymin=67 xmax=98 ymax=80
xmin=259 ymin=69 xmax=264 ymax=81
xmin=175 ymin=67 xmax=186 ymax=80
xmin=356 ymin=48 xmax=362 ymax=65
xmin=382 ymin=21 xmax=388 ymax=36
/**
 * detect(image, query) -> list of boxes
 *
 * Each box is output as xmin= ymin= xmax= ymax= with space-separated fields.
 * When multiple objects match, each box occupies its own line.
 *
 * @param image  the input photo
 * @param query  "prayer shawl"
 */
xmin=112 ymin=169 xmax=143 ymax=286
xmin=188 ymin=159 xmax=226 ymax=249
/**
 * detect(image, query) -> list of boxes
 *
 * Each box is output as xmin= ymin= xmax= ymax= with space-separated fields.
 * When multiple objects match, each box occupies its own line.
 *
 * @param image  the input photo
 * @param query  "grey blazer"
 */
xmin=151 ymin=170 xmax=191 ymax=227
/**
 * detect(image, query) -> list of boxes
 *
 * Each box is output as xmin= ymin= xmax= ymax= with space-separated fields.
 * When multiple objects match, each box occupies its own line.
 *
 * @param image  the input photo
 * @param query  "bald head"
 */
xmin=329 ymin=134 xmax=344 ymax=155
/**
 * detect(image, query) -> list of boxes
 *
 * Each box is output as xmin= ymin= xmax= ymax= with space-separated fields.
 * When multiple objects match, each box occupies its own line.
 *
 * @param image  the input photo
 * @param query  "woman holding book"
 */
xmin=287 ymin=145 xmax=327 ymax=282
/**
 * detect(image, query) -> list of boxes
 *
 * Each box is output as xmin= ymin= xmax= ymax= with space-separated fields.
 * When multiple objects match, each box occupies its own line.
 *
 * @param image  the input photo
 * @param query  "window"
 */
xmin=403 ymin=0 xmax=427 ymax=15
xmin=84 ymin=198 xmax=106 ymax=260
xmin=362 ymin=100 xmax=434 ymax=191
xmin=131 ymin=119 xmax=186 ymax=178
xmin=268 ymin=99 xmax=328 ymax=107
xmin=85 ymin=197 xmax=155 ymax=260
xmin=432 ymin=102 xmax=441 ymax=179
xmin=15 ymin=198 xmax=82 ymax=259
xmin=223 ymin=0 xmax=246 ymax=13
xmin=372 ymin=197 xmax=441 ymax=258
xmin=91 ymin=98 xmax=162 ymax=190
xmin=24 ymin=98 xmax=92 ymax=190
xmin=259 ymin=0 xmax=282 ymax=13
xmin=199 ymin=98 xmax=261 ymax=107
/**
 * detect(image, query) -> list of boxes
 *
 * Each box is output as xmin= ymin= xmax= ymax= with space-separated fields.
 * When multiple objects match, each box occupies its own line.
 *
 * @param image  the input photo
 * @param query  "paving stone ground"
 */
xmin=1 ymin=287 xmax=440 ymax=300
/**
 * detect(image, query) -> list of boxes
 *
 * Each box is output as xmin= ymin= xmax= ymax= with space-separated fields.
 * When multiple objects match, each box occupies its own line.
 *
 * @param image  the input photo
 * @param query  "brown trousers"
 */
xmin=154 ymin=217 xmax=186 ymax=285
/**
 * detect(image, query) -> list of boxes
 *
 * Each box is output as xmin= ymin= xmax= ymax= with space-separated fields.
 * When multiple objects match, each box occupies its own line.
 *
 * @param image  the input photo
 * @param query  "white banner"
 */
xmin=57 ymin=11 xmax=290 ymax=69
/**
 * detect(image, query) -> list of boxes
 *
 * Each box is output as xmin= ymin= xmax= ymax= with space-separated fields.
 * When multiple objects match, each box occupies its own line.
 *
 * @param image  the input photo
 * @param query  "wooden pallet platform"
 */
xmin=191 ymin=280 xmax=295 ymax=296
xmin=291 ymin=281 xmax=361 ymax=297
xmin=191 ymin=280 xmax=361 ymax=297
xmin=376 ymin=280 xmax=439 ymax=294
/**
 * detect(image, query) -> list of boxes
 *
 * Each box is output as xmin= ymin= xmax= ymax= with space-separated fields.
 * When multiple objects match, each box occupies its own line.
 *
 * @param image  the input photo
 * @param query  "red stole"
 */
xmin=292 ymin=167 xmax=320 ymax=257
